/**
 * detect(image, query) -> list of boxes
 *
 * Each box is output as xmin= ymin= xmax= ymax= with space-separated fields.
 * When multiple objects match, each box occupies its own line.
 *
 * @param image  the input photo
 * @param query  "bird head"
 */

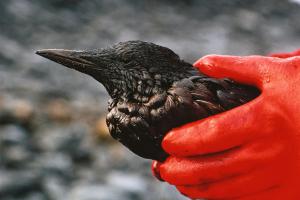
xmin=36 ymin=40 xmax=196 ymax=102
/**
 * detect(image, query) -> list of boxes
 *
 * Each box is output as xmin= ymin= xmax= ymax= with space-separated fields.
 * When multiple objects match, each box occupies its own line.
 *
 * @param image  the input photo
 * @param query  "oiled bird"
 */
xmin=36 ymin=41 xmax=259 ymax=161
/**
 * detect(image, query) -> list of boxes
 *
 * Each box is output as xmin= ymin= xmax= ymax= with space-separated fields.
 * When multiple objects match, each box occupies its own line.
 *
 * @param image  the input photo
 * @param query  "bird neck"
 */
xmin=105 ymin=65 xmax=200 ymax=103
xmin=107 ymin=80 xmax=164 ymax=104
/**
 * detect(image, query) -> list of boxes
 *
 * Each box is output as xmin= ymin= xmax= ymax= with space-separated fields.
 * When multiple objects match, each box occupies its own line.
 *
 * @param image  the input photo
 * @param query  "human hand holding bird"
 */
xmin=153 ymin=51 xmax=300 ymax=200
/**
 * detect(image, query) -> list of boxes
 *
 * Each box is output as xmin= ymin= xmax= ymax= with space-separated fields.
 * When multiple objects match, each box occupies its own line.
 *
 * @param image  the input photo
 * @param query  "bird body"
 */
xmin=36 ymin=41 xmax=259 ymax=161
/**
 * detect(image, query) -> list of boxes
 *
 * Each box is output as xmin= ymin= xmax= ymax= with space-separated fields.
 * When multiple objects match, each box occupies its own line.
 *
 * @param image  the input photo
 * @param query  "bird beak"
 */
xmin=36 ymin=49 xmax=99 ymax=76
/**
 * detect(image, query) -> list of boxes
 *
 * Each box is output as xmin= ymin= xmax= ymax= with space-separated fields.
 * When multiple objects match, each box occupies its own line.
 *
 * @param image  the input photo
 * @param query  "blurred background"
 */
xmin=0 ymin=0 xmax=299 ymax=200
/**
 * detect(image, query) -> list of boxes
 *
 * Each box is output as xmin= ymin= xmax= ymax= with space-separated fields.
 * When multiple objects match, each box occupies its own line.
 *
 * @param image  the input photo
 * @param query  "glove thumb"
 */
xmin=193 ymin=54 xmax=272 ymax=88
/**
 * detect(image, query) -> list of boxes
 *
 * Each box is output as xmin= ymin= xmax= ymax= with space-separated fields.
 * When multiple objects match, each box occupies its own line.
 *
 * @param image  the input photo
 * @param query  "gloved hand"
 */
xmin=152 ymin=50 xmax=300 ymax=200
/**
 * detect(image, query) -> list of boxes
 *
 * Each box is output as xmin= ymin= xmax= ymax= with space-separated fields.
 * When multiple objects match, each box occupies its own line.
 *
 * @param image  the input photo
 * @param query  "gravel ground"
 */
xmin=0 ymin=0 xmax=300 ymax=199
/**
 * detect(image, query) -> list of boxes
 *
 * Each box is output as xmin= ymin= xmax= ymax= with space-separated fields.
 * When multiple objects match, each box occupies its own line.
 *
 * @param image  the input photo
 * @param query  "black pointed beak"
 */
xmin=36 ymin=49 xmax=99 ymax=76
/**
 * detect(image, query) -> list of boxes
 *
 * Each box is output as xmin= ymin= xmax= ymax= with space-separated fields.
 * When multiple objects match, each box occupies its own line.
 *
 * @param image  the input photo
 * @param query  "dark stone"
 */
xmin=0 ymin=171 xmax=43 ymax=198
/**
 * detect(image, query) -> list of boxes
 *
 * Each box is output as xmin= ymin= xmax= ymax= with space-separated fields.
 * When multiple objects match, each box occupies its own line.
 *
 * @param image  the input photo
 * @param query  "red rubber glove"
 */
xmin=269 ymin=48 xmax=300 ymax=58
xmin=152 ymin=51 xmax=300 ymax=200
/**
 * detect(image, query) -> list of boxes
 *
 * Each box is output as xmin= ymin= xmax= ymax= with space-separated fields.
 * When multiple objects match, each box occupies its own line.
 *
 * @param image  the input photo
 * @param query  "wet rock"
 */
xmin=22 ymin=192 xmax=47 ymax=200
xmin=31 ymin=153 xmax=74 ymax=179
xmin=0 ymin=170 xmax=42 ymax=199
xmin=42 ymin=176 xmax=67 ymax=200
xmin=56 ymin=124 xmax=93 ymax=163
xmin=67 ymin=183 xmax=133 ymax=200
xmin=2 ymin=145 xmax=32 ymax=167
xmin=94 ymin=116 xmax=111 ymax=141
xmin=0 ymin=125 xmax=33 ymax=168
xmin=35 ymin=123 xmax=93 ymax=164
xmin=46 ymin=99 xmax=72 ymax=122
xmin=106 ymin=171 xmax=147 ymax=194
xmin=13 ymin=100 xmax=34 ymax=124
xmin=0 ymin=125 xmax=27 ymax=145
xmin=34 ymin=126 xmax=70 ymax=152
xmin=106 ymin=144 xmax=131 ymax=165
xmin=0 ymin=96 xmax=3 ymax=106
xmin=0 ymin=99 xmax=34 ymax=129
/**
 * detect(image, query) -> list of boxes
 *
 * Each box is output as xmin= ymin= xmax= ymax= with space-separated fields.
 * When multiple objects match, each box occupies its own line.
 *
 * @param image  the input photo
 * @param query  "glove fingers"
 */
xmin=269 ymin=49 xmax=300 ymax=58
xmin=176 ymin=167 xmax=281 ymax=200
xmin=151 ymin=161 xmax=164 ymax=181
xmin=193 ymin=55 xmax=274 ymax=88
xmin=160 ymin=137 xmax=283 ymax=186
xmin=162 ymin=96 xmax=282 ymax=157
xmin=236 ymin=187 xmax=289 ymax=200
